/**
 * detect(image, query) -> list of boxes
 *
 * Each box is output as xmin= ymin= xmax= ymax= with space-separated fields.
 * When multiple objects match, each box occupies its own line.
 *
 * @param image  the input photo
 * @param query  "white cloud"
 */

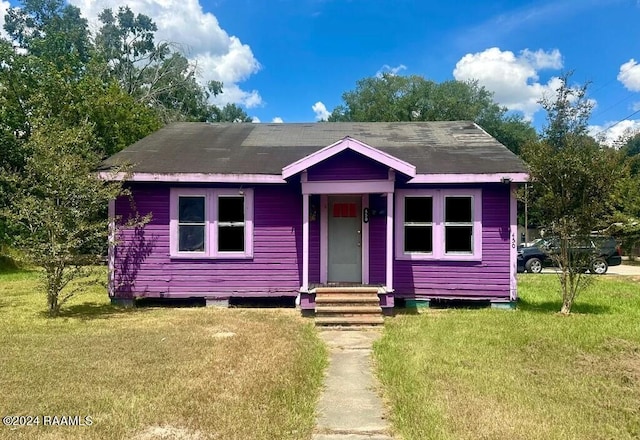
xmin=312 ymin=101 xmax=330 ymax=121
xmin=453 ymin=47 xmax=564 ymax=120
xmin=618 ymin=59 xmax=640 ymax=92
xmin=68 ymin=0 xmax=262 ymax=108
xmin=251 ymin=116 xmax=260 ymax=123
xmin=521 ymin=48 xmax=563 ymax=69
xmin=0 ymin=1 xmax=11 ymax=40
xmin=271 ymin=117 xmax=283 ymax=123
xmin=589 ymin=119 xmax=640 ymax=147
xmin=376 ymin=63 xmax=407 ymax=77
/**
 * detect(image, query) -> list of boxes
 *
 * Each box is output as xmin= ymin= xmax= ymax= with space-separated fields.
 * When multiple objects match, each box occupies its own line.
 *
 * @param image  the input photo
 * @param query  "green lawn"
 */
xmin=0 ymin=269 xmax=327 ymax=440
xmin=375 ymin=274 xmax=640 ymax=440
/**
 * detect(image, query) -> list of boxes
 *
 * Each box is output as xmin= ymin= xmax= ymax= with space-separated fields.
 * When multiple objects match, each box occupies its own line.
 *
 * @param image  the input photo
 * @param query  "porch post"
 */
xmin=509 ymin=182 xmax=518 ymax=301
xmin=108 ymin=199 xmax=115 ymax=298
xmin=302 ymin=188 xmax=310 ymax=292
xmin=386 ymin=170 xmax=395 ymax=291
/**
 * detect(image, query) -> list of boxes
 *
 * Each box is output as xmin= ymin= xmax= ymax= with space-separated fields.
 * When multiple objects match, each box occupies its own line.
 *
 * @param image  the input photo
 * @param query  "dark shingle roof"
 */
xmin=100 ymin=121 xmax=527 ymax=175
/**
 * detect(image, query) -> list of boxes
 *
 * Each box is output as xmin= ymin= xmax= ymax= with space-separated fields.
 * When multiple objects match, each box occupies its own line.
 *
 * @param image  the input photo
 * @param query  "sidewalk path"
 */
xmin=312 ymin=330 xmax=394 ymax=440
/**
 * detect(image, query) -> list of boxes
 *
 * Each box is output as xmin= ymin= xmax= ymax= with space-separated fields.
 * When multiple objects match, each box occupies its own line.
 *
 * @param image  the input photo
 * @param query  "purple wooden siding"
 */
xmin=307 ymin=149 xmax=389 ymax=181
xmin=368 ymin=216 xmax=386 ymax=285
xmin=393 ymin=184 xmax=511 ymax=301
xmin=113 ymin=184 xmax=307 ymax=298
xmin=112 ymin=178 xmax=512 ymax=301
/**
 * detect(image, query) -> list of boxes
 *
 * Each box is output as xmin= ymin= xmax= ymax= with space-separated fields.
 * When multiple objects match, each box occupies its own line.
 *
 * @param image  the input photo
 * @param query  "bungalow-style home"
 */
xmin=100 ymin=122 xmax=528 ymax=319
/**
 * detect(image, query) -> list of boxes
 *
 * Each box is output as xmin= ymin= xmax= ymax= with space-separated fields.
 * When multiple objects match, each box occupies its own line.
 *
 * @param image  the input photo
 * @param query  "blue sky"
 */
xmin=3 ymin=0 xmax=640 ymax=142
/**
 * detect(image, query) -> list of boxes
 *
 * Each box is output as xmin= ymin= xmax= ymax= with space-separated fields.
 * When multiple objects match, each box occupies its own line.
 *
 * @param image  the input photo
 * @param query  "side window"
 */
xmin=178 ymin=196 xmax=206 ymax=252
xmin=217 ymin=196 xmax=245 ymax=252
xmin=396 ymin=189 xmax=481 ymax=260
xmin=444 ymin=196 xmax=473 ymax=253
xmin=404 ymin=197 xmax=433 ymax=253
xmin=170 ymin=189 xmax=253 ymax=258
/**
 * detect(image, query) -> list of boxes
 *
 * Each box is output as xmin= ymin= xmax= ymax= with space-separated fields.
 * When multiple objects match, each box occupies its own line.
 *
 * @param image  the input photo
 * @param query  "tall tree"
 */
xmin=1 ymin=1 xmax=159 ymax=272
xmin=2 ymin=2 xmax=162 ymax=158
xmin=4 ymin=0 xmax=90 ymax=74
xmin=95 ymin=6 xmax=234 ymax=123
xmin=328 ymin=74 xmax=537 ymax=154
xmin=522 ymin=73 xmax=622 ymax=314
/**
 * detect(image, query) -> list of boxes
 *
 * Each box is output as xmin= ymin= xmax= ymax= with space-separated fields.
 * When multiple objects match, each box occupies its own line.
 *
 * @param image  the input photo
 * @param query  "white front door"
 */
xmin=328 ymin=196 xmax=362 ymax=283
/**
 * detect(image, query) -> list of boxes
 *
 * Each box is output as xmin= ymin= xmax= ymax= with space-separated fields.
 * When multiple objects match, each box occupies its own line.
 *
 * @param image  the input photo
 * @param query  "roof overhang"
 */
xmin=282 ymin=137 xmax=416 ymax=180
xmin=408 ymin=172 xmax=529 ymax=184
xmin=98 ymin=172 xmax=286 ymax=183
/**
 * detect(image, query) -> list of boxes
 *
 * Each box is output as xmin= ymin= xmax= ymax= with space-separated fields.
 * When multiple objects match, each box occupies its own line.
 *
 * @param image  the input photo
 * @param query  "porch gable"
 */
xmin=282 ymin=136 xmax=416 ymax=180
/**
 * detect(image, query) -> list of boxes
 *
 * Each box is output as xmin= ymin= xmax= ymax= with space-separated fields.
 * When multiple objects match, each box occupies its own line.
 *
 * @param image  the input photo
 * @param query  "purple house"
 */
xmin=101 ymin=122 xmax=528 ymax=315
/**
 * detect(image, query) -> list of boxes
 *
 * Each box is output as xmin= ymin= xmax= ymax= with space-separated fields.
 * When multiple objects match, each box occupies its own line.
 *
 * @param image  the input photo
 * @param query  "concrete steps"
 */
xmin=314 ymin=287 xmax=384 ymax=327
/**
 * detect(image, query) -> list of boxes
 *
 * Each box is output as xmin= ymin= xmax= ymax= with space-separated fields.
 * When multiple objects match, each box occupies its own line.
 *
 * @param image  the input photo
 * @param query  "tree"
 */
xmin=0 ymin=119 xmax=129 ymax=315
xmin=212 ymin=103 xmax=252 ymax=122
xmin=2 ymin=2 xmax=162 ymax=159
xmin=607 ymin=133 xmax=640 ymax=258
xmin=522 ymin=73 xmax=622 ymax=314
xmin=329 ymin=74 xmax=429 ymax=122
xmin=4 ymin=0 xmax=90 ymax=74
xmin=328 ymin=74 xmax=538 ymax=154
xmin=95 ymin=6 xmax=230 ymax=123
xmin=1 ymin=1 xmax=159 ymax=277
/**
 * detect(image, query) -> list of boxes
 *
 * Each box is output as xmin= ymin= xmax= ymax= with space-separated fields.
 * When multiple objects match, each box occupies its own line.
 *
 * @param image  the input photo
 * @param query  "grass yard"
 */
xmin=0 ymin=269 xmax=327 ymax=440
xmin=375 ymin=274 xmax=640 ymax=440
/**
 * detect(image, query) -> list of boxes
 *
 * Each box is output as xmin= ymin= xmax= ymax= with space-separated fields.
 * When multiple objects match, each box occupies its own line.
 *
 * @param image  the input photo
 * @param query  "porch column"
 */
xmin=509 ymin=182 xmax=518 ymax=301
xmin=386 ymin=191 xmax=393 ymax=291
xmin=108 ymin=199 xmax=115 ymax=298
xmin=302 ymin=192 xmax=309 ymax=291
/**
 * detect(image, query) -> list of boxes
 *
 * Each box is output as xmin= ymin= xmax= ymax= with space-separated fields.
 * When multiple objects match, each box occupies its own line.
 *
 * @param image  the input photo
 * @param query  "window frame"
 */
xmin=170 ymin=188 xmax=254 ymax=259
xmin=395 ymin=189 xmax=482 ymax=261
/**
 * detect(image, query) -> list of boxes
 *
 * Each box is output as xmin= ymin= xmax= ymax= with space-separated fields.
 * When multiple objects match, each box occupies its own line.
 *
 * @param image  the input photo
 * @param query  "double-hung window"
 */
xmin=170 ymin=188 xmax=254 ymax=258
xmin=396 ymin=189 xmax=481 ymax=260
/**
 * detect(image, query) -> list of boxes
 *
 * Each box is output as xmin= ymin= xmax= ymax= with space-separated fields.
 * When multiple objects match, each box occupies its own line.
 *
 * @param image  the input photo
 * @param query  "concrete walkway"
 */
xmin=312 ymin=330 xmax=394 ymax=440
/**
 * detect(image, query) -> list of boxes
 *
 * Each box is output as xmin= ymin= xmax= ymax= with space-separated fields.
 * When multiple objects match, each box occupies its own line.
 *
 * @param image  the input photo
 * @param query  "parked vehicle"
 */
xmin=518 ymin=238 xmax=543 ymax=249
xmin=517 ymin=236 xmax=622 ymax=274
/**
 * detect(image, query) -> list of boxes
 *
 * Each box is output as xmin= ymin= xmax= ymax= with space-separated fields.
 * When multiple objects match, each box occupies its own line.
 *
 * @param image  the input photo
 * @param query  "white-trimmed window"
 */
xmin=396 ymin=189 xmax=482 ymax=260
xmin=170 ymin=188 xmax=254 ymax=258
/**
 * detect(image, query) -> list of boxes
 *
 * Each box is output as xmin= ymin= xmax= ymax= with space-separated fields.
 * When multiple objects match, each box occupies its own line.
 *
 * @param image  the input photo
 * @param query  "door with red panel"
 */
xmin=328 ymin=196 xmax=362 ymax=282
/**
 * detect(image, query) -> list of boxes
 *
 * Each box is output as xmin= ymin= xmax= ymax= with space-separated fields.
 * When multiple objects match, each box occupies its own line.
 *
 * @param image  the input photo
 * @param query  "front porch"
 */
xmin=300 ymin=284 xmax=395 ymax=326
xmin=302 ymin=285 xmax=391 ymax=326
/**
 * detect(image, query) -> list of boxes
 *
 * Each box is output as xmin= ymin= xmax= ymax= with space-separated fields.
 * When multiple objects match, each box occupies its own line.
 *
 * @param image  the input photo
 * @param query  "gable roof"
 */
xmin=282 ymin=136 xmax=416 ymax=179
xmin=100 ymin=121 xmax=528 ymax=181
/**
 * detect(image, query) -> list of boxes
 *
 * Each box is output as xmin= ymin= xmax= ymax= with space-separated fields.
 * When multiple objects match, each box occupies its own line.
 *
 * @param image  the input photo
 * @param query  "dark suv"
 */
xmin=517 ymin=236 xmax=622 ymax=274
